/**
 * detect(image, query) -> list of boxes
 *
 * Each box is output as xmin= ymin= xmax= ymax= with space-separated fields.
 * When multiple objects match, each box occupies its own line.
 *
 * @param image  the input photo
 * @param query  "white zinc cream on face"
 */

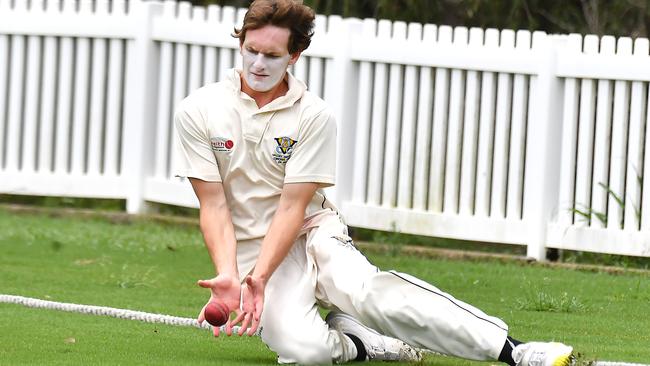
xmin=241 ymin=48 xmax=291 ymax=92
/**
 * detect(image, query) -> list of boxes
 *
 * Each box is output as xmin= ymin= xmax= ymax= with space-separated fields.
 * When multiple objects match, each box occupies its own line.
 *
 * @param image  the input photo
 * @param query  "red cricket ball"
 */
xmin=204 ymin=300 xmax=229 ymax=327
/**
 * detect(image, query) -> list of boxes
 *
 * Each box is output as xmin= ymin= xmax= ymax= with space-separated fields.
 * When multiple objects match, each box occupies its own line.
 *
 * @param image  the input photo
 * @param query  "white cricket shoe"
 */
xmin=512 ymin=342 xmax=574 ymax=366
xmin=325 ymin=312 xmax=422 ymax=362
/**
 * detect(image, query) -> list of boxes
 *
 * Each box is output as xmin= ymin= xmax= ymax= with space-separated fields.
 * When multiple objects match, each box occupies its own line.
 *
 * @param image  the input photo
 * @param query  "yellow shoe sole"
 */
xmin=552 ymin=352 xmax=574 ymax=366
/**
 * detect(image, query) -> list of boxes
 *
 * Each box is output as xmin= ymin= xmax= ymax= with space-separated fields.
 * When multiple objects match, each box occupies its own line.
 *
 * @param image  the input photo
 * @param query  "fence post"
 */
xmin=323 ymin=16 xmax=362 ymax=206
xmin=122 ymin=0 xmax=162 ymax=214
xmin=523 ymin=33 xmax=565 ymax=260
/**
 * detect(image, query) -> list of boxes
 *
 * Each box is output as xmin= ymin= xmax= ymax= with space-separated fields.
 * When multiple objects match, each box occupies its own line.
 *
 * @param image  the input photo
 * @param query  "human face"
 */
xmin=240 ymin=25 xmax=298 ymax=92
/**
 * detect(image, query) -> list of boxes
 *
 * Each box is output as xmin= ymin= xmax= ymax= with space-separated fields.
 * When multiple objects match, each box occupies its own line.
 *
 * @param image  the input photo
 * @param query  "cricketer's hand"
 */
xmin=233 ymin=275 xmax=266 ymax=336
xmin=197 ymin=274 xmax=241 ymax=336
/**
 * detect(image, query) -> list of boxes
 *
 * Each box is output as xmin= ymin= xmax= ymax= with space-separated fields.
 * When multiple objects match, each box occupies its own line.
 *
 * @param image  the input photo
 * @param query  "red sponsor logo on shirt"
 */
xmin=210 ymin=137 xmax=234 ymax=153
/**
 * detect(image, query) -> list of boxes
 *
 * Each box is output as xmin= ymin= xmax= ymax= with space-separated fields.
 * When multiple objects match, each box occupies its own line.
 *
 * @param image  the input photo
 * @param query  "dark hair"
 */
xmin=233 ymin=0 xmax=315 ymax=54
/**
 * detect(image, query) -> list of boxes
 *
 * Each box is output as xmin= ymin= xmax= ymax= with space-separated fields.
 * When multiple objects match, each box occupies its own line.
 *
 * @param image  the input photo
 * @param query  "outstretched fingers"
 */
xmin=238 ymin=313 xmax=252 ymax=336
xmin=231 ymin=310 xmax=246 ymax=326
xmin=226 ymin=309 xmax=243 ymax=336
xmin=247 ymin=312 xmax=260 ymax=336
xmin=242 ymin=276 xmax=264 ymax=336
xmin=212 ymin=324 xmax=221 ymax=337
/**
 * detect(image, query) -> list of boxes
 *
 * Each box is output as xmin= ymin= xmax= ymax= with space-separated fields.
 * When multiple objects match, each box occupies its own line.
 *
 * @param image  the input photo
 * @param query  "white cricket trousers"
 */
xmin=236 ymin=214 xmax=508 ymax=365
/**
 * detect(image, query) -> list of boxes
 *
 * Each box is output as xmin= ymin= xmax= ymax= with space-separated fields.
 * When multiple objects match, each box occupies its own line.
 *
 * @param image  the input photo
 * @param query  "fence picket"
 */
xmin=71 ymin=34 xmax=91 ymax=175
xmin=24 ymin=0 xmax=48 ymax=172
xmin=428 ymin=25 xmax=452 ymax=212
xmin=366 ymin=20 xmax=391 ymax=206
xmin=589 ymin=36 xmax=615 ymax=228
xmin=381 ymin=21 xmax=406 ymax=208
xmin=153 ymin=1 xmax=176 ymax=179
xmin=293 ymin=11 xmax=309 ymax=86
xmin=396 ymin=22 xmax=421 ymax=209
xmin=6 ymin=33 xmax=26 ymax=172
xmin=643 ymin=79 xmax=650 ymax=230
xmin=412 ymin=24 xmax=436 ymax=211
xmin=38 ymin=18 xmax=57 ymax=173
xmin=202 ymin=6 xmax=220 ymax=85
xmin=458 ymin=27 xmax=482 ymax=215
xmin=103 ymin=0 xmax=127 ymax=177
xmin=22 ymin=30 xmax=42 ymax=173
xmin=188 ymin=7 xmax=205 ymax=93
xmin=153 ymin=0 xmax=176 ymax=178
xmin=174 ymin=4 xmax=193 ymax=179
xmin=6 ymin=1 xmax=28 ymax=171
xmin=351 ymin=18 xmax=376 ymax=204
xmin=574 ymin=35 xmax=599 ymax=226
xmin=474 ymin=29 xmax=499 ymax=217
xmin=322 ymin=16 xmax=361 ymax=205
xmin=105 ymin=41 xmax=125 ymax=175
xmin=169 ymin=2 xmax=191 ymax=179
xmin=217 ymin=6 xmax=236 ymax=80
xmin=236 ymin=7 xmax=246 ymax=29
xmin=87 ymin=1 xmax=110 ymax=175
xmin=0 ymin=20 xmax=7 ymax=169
xmin=53 ymin=0 xmax=76 ymax=173
xmin=557 ymin=34 xmax=582 ymax=226
xmin=523 ymin=31 xmax=564 ymax=259
xmin=490 ymin=30 xmax=515 ymax=218
xmin=70 ymin=0 xmax=93 ymax=175
xmin=234 ymin=8 xmax=246 ymax=70
xmin=624 ymin=38 xmax=648 ymax=231
xmin=293 ymin=54 xmax=308 ymax=85
xmin=104 ymin=39 xmax=124 ymax=177
xmin=505 ymin=30 xmax=530 ymax=220
xmin=122 ymin=0 xmax=165 ymax=212
xmin=442 ymin=27 xmax=467 ymax=214
xmin=306 ymin=15 xmax=326 ymax=97
xmin=4 ymin=0 xmax=29 ymax=171
xmin=308 ymin=57 xmax=323 ymax=97
xmin=608 ymin=38 xmax=632 ymax=229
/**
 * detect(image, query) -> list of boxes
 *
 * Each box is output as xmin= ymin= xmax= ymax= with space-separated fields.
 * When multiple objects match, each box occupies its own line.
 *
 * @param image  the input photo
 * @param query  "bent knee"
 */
xmin=262 ymin=323 xmax=332 ymax=365
xmin=277 ymin=348 xmax=332 ymax=365
xmin=269 ymin=336 xmax=332 ymax=365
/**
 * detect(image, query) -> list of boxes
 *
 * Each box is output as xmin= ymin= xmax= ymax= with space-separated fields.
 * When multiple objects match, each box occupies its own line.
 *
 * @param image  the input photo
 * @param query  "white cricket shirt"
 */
xmin=174 ymin=69 xmax=338 ymax=241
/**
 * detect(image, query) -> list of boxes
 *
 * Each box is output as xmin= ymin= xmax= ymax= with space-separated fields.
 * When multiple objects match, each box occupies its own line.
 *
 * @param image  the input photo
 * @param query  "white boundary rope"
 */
xmin=0 ymin=294 xmax=248 ymax=335
xmin=2 ymin=294 xmax=647 ymax=366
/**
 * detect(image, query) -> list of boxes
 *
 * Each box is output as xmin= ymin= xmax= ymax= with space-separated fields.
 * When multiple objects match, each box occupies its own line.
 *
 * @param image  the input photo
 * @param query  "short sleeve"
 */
xmin=173 ymin=99 xmax=222 ymax=182
xmin=284 ymin=109 xmax=336 ymax=186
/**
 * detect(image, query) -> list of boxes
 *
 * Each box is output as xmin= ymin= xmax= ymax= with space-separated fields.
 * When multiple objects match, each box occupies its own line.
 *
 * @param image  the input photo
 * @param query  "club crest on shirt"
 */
xmin=210 ymin=137 xmax=234 ymax=153
xmin=272 ymin=136 xmax=297 ymax=164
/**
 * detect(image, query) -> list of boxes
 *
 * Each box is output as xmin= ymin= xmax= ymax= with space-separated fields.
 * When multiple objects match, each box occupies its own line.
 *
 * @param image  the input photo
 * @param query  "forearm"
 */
xmin=251 ymin=203 xmax=306 ymax=282
xmin=199 ymin=200 xmax=238 ymax=277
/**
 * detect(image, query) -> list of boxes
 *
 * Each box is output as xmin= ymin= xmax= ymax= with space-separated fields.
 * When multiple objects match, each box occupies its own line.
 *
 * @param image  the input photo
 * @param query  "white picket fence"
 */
xmin=0 ymin=0 xmax=649 ymax=260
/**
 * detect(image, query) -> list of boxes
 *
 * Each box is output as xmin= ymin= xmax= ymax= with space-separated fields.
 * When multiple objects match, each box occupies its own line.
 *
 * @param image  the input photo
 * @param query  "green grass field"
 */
xmin=1 ymin=207 xmax=649 ymax=365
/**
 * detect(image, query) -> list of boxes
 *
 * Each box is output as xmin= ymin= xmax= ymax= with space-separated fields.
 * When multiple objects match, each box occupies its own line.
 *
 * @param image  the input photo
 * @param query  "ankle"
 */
xmin=498 ymin=336 xmax=522 ymax=366
xmin=345 ymin=333 xmax=367 ymax=361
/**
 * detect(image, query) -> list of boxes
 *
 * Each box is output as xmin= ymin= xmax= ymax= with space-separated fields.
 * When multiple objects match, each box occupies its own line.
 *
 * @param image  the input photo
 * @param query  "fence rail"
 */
xmin=1 ymin=0 xmax=649 ymax=260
